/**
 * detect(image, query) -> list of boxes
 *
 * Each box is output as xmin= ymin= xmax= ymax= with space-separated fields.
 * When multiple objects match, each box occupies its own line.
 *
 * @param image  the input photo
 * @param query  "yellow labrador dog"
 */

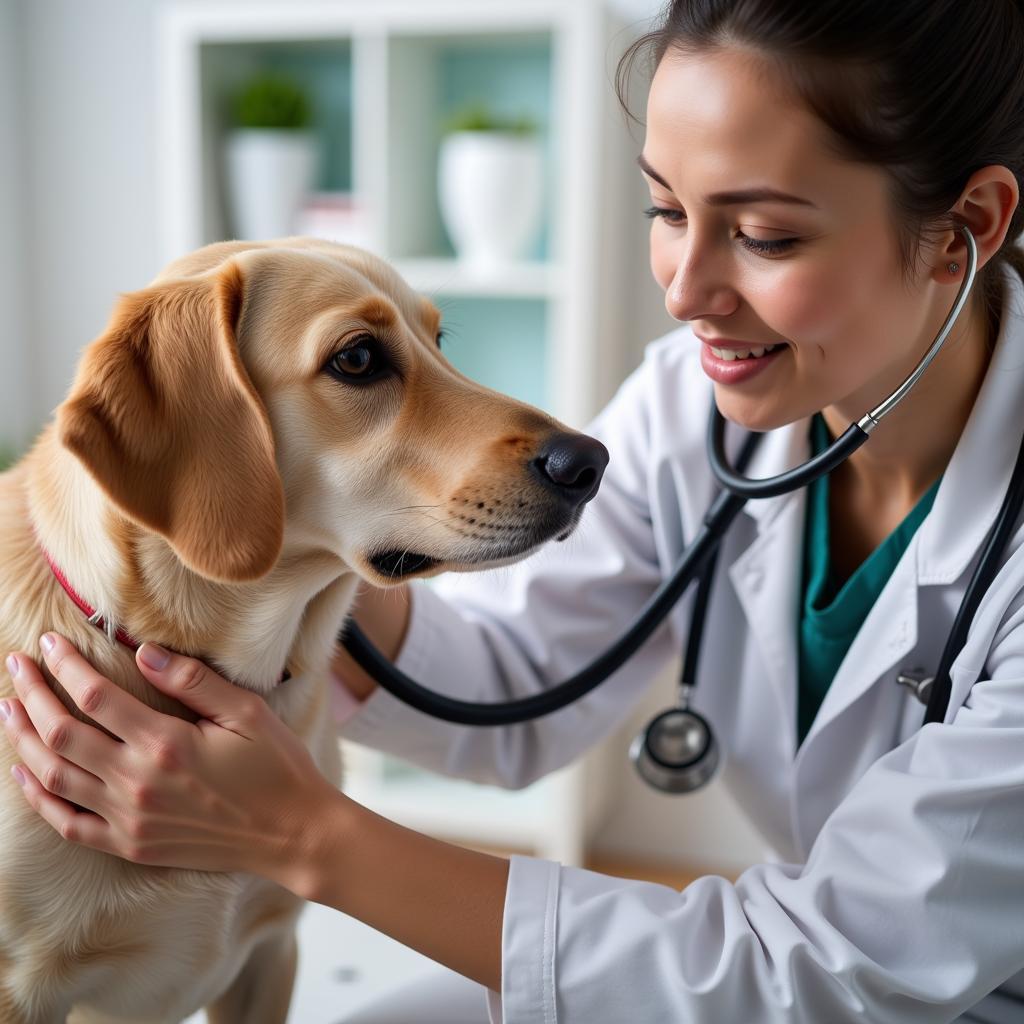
xmin=0 ymin=238 xmax=607 ymax=1023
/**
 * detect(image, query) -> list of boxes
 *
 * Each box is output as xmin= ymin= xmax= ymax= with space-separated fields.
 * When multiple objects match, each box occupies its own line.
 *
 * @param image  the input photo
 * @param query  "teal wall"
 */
xmin=435 ymin=296 xmax=548 ymax=412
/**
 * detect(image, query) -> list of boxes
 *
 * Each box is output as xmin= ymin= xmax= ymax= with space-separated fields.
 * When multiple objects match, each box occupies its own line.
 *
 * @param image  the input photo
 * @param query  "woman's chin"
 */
xmin=713 ymin=391 xmax=805 ymax=434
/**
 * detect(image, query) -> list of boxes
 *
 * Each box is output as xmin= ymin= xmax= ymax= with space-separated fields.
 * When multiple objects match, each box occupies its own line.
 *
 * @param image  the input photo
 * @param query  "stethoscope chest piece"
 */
xmin=630 ymin=705 xmax=719 ymax=794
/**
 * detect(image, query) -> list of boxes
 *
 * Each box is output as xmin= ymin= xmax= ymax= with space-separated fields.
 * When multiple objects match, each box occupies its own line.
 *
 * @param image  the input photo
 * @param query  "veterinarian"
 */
xmin=4 ymin=1 xmax=1024 ymax=1020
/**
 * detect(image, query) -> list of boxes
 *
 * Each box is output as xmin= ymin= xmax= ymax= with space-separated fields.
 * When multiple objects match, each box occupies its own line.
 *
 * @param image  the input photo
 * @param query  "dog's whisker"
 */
xmin=366 ymin=509 xmax=450 ymax=532
xmin=367 ymin=504 xmax=444 ymax=521
xmin=390 ymin=542 xmax=420 ymax=579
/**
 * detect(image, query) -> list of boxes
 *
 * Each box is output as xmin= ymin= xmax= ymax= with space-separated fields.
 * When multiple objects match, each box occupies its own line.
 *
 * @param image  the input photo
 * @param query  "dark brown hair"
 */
xmin=618 ymin=0 xmax=1024 ymax=324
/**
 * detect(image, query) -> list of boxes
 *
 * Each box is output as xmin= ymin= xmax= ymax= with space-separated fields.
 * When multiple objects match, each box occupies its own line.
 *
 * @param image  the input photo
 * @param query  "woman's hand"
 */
xmin=0 ymin=634 xmax=509 ymax=990
xmin=0 ymin=634 xmax=341 ymax=895
xmin=331 ymin=581 xmax=412 ymax=701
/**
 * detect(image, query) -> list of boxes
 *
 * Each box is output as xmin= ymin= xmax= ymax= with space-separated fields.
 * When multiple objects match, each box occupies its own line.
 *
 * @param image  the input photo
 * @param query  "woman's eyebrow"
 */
xmin=637 ymin=153 xmax=818 ymax=209
xmin=637 ymin=153 xmax=674 ymax=190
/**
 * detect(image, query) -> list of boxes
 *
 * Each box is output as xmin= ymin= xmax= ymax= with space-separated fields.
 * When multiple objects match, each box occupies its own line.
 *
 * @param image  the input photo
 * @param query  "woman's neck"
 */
xmin=822 ymin=293 xmax=996 ymax=510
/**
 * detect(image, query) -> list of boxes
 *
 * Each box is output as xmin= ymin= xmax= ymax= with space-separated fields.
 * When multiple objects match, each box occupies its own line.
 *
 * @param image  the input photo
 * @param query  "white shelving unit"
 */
xmin=157 ymin=0 xmax=642 ymax=866
xmin=391 ymin=257 xmax=562 ymax=298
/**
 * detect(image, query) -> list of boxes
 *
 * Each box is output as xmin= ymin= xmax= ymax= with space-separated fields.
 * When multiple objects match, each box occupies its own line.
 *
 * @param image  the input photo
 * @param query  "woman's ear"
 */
xmin=57 ymin=261 xmax=285 ymax=583
xmin=934 ymin=165 xmax=1021 ymax=281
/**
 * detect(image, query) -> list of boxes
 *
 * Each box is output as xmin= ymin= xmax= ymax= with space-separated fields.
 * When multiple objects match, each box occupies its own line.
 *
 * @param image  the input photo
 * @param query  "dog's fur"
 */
xmin=0 ymin=238 xmax=599 ymax=1022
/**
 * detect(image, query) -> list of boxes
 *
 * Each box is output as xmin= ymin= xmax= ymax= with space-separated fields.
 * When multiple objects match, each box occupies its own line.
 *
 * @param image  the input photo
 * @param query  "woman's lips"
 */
xmin=698 ymin=338 xmax=788 ymax=384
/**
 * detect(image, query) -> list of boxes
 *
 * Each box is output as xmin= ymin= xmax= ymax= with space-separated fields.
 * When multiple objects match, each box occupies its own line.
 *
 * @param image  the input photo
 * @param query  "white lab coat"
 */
xmin=338 ymin=264 xmax=1024 ymax=1023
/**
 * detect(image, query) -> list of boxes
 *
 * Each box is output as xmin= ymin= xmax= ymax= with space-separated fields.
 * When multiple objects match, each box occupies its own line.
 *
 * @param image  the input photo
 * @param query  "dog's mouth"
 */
xmin=368 ymin=507 xmax=583 ymax=582
xmin=369 ymin=550 xmax=441 ymax=579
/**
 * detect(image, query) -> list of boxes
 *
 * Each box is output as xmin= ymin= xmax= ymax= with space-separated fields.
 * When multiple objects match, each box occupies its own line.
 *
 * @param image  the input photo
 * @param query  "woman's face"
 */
xmin=644 ymin=46 xmax=947 ymax=431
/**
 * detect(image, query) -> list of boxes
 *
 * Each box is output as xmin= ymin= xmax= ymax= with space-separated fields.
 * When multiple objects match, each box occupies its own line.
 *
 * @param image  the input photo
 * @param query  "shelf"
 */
xmin=384 ymin=32 xmax=554 ymax=262
xmin=159 ymin=0 xmax=639 ymax=865
xmin=197 ymin=38 xmax=354 ymax=242
xmin=391 ymin=257 xmax=561 ymax=298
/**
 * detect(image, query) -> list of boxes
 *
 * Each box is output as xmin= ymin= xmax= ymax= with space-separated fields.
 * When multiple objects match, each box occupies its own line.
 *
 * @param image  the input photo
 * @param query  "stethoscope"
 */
xmin=341 ymin=226 xmax=1024 ymax=794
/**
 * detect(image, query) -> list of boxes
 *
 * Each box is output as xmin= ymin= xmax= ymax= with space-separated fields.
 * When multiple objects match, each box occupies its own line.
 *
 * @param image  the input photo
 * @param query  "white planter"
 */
xmin=224 ymin=129 xmax=317 ymax=241
xmin=438 ymin=131 xmax=544 ymax=269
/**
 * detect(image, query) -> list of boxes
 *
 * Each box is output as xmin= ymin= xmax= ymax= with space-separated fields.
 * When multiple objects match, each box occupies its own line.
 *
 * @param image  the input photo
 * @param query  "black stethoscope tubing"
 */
xmin=340 ymin=227 xmax=1008 ymax=730
xmin=923 ymin=423 xmax=1024 ymax=724
xmin=340 ymin=455 xmax=754 ymax=726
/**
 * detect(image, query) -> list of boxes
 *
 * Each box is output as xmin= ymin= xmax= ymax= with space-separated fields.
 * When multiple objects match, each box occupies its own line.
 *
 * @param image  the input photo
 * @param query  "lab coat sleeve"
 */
xmin=490 ymin=585 xmax=1024 ymax=1024
xmin=336 ymin=343 xmax=686 ymax=789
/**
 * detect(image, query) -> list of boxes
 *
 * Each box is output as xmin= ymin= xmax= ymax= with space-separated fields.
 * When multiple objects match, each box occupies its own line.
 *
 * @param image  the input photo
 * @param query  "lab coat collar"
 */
xmin=726 ymin=265 xmax=1024 ymax=853
xmin=722 ymin=379 xmax=814 ymax=766
xmin=915 ymin=264 xmax=1024 ymax=584
xmin=728 ymin=491 xmax=806 ymax=764
xmin=733 ymin=416 xmax=810 ymax=529
xmin=794 ymin=265 xmax=1024 ymax=851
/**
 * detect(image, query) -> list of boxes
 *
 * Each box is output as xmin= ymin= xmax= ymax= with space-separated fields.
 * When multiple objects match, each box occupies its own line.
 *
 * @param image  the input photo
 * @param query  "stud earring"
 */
xmin=948 ymin=261 xmax=960 ymax=275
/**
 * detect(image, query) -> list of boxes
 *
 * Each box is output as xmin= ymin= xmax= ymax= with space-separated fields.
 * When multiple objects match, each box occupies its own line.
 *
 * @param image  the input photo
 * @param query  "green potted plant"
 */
xmin=438 ymin=105 xmax=544 ymax=268
xmin=224 ymin=73 xmax=317 ymax=240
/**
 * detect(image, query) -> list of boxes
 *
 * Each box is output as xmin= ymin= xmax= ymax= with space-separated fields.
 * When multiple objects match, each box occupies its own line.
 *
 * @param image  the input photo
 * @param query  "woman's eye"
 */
xmin=644 ymin=205 xmax=685 ymax=225
xmin=326 ymin=336 xmax=389 ymax=383
xmin=644 ymin=204 xmax=799 ymax=258
xmin=738 ymin=233 xmax=798 ymax=257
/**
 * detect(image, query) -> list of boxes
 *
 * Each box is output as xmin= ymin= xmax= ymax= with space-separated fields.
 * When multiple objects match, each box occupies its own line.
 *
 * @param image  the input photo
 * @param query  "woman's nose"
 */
xmin=663 ymin=246 xmax=737 ymax=323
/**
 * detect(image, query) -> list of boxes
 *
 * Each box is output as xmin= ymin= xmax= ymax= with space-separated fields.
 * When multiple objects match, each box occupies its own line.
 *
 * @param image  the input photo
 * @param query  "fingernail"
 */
xmin=138 ymin=643 xmax=170 ymax=671
xmin=0 ymin=701 xmax=9 ymax=722
xmin=5 ymin=654 xmax=17 ymax=678
xmin=11 ymin=765 xmax=25 ymax=787
xmin=40 ymin=634 xmax=55 ymax=654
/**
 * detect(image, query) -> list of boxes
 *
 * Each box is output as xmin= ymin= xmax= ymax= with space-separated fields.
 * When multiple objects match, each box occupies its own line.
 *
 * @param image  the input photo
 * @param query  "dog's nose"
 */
xmin=531 ymin=433 xmax=609 ymax=506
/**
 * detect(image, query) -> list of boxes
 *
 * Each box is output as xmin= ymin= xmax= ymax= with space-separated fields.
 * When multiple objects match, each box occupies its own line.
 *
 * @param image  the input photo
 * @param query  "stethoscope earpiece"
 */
xmin=630 ymin=705 xmax=719 ymax=794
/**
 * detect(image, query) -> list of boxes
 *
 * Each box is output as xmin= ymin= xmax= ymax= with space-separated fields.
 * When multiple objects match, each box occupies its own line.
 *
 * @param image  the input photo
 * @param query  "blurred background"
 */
xmin=0 ymin=1 xmax=770 ymax=1019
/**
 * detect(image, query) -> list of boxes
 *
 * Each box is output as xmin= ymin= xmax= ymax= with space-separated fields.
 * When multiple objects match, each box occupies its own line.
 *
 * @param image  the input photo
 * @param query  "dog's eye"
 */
xmin=326 ymin=336 xmax=390 ymax=384
xmin=335 ymin=346 xmax=373 ymax=374
xmin=436 ymin=328 xmax=445 ymax=350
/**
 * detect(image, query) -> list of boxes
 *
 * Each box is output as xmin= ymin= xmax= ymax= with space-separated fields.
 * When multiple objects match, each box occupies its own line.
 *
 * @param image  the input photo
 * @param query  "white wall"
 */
xmin=0 ymin=0 xmax=31 ymax=452
xmin=21 ymin=0 xmax=161 ymax=422
xmin=609 ymin=0 xmax=666 ymax=27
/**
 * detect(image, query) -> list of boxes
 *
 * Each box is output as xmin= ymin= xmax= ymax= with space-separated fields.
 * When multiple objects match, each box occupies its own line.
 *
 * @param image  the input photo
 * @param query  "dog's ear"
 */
xmin=57 ymin=262 xmax=285 ymax=583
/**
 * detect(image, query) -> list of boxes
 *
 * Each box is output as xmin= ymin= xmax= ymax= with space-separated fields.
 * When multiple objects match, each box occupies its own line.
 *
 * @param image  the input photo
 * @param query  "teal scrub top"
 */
xmin=797 ymin=414 xmax=942 ymax=745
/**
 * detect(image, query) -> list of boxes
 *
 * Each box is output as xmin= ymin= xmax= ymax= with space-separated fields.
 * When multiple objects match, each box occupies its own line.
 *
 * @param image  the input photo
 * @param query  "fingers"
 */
xmin=6 ymin=754 xmax=119 ymax=856
xmin=33 ymin=634 xmax=160 ymax=742
xmin=135 ymin=643 xmax=265 ymax=733
xmin=0 ymin=693 xmax=107 ymax=812
xmin=4 ymin=649 xmax=125 ymax=780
